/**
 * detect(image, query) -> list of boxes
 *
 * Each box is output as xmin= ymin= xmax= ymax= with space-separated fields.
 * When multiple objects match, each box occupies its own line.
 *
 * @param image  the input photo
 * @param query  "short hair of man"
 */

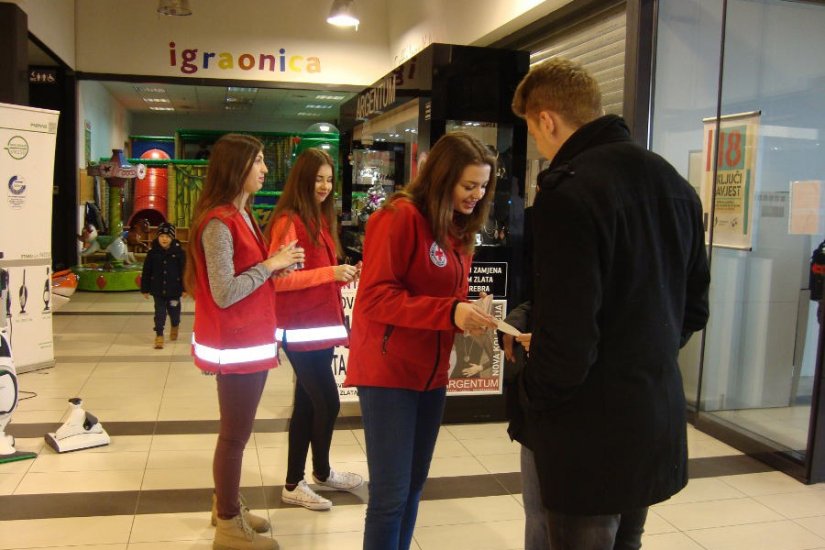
xmin=512 ymin=57 xmax=603 ymax=128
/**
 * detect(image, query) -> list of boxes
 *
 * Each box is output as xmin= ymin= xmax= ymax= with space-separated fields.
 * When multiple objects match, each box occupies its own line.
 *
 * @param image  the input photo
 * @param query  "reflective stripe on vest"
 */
xmin=275 ymin=325 xmax=347 ymax=344
xmin=192 ymin=335 xmax=277 ymax=365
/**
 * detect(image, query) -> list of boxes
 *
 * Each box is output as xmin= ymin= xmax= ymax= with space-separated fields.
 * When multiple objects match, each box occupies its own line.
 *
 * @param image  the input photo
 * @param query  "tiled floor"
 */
xmin=2 ymin=291 xmax=825 ymax=549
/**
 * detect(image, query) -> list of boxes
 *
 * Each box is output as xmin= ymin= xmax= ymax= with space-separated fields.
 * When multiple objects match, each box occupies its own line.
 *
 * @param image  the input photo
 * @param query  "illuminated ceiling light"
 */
xmin=327 ymin=0 xmax=359 ymax=28
xmin=149 ymin=106 xmax=175 ymax=111
xmin=306 ymin=122 xmax=339 ymax=134
xmin=135 ymin=86 xmax=166 ymax=93
xmin=142 ymin=97 xmax=170 ymax=103
xmin=227 ymin=86 xmax=257 ymax=94
xmin=157 ymin=0 xmax=192 ymax=16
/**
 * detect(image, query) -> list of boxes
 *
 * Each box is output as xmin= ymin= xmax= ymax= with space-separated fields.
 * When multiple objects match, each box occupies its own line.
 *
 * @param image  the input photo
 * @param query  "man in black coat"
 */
xmin=510 ymin=58 xmax=710 ymax=549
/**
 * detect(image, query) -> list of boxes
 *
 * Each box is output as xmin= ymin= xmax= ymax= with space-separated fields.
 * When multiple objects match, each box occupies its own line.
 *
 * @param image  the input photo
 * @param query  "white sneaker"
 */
xmin=281 ymin=480 xmax=332 ymax=511
xmin=312 ymin=468 xmax=363 ymax=491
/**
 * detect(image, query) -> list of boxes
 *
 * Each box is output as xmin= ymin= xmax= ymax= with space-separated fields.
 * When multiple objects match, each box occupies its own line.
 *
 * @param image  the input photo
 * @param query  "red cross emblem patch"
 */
xmin=429 ymin=242 xmax=447 ymax=268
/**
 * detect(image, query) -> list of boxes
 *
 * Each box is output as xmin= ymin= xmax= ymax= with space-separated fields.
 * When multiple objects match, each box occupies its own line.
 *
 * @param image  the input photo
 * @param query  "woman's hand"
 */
xmin=453 ymin=302 xmax=497 ymax=335
xmin=265 ymin=240 xmax=305 ymax=273
xmin=462 ymin=363 xmax=483 ymax=377
xmin=333 ymin=264 xmax=358 ymax=283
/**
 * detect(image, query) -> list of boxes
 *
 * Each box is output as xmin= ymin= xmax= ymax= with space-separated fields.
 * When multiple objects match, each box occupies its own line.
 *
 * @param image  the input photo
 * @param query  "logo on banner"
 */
xmin=5 ymin=136 xmax=29 ymax=160
xmin=429 ymin=242 xmax=447 ymax=267
xmin=7 ymin=175 xmax=26 ymax=209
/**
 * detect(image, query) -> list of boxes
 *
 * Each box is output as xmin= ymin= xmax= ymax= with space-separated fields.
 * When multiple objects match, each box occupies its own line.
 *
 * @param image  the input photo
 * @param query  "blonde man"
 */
xmin=510 ymin=58 xmax=710 ymax=550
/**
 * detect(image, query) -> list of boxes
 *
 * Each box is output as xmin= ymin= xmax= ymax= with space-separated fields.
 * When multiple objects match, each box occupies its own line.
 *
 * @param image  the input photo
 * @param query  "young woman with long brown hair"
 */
xmin=264 ymin=148 xmax=363 ymax=511
xmin=344 ymin=132 xmax=499 ymax=550
xmin=185 ymin=133 xmax=304 ymax=550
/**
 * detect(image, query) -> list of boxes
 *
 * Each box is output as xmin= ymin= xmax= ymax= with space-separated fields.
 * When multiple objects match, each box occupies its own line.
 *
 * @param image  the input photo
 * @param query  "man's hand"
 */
xmin=516 ymin=333 xmax=532 ymax=354
xmin=502 ymin=333 xmax=515 ymax=362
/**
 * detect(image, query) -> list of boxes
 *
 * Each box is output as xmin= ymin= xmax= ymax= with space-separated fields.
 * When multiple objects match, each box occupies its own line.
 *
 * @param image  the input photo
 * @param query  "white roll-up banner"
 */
xmin=0 ymin=102 xmax=59 ymax=372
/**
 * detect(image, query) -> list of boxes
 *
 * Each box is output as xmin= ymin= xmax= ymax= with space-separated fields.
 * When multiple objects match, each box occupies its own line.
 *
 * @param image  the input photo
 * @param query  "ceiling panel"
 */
xmin=99 ymin=81 xmax=354 ymax=121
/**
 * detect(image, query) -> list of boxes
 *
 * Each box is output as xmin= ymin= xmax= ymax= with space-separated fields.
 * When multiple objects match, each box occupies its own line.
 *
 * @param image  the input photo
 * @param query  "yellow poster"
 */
xmin=701 ymin=111 xmax=761 ymax=249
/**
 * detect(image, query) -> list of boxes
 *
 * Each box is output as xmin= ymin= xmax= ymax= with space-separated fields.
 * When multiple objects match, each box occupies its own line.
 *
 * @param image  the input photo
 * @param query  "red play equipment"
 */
xmin=128 ymin=148 xmax=170 ymax=227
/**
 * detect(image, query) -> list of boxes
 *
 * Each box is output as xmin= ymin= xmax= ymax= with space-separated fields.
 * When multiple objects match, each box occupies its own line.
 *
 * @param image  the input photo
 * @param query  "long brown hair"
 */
xmin=390 ymin=132 xmax=497 ymax=253
xmin=265 ymin=148 xmax=342 ymax=257
xmin=184 ymin=133 xmax=264 ymax=294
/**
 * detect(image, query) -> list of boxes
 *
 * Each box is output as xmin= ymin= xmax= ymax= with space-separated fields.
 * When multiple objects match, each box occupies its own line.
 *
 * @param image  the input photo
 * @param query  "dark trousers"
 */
xmin=153 ymin=295 xmax=181 ymax=336
xmin=284 ymin=347 xmax=340 ymax=485
xmin=213 ymin=370 xmax=268 ymax=519
xmin=545 ymin=507 xmax=648 ymax=550
xmin=358 ymin=386 xmax=446 ymax=550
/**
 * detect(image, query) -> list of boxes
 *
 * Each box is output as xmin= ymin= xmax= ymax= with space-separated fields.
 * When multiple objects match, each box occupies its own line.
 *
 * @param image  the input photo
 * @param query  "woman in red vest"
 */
xmin=265 ymin=148 xmax=363 ymax=511
xmin=344 ymin=132 xmax=498 ymax=550
xmin=185 ymin=133 xmax=304 ymax=550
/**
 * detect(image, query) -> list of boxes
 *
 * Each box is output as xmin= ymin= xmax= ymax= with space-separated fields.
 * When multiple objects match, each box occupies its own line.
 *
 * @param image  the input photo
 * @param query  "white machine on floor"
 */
xmin=0 ymin=266 xmax=37 ymax=464
xmin=45 ymin=397 xmax=111 ymax=453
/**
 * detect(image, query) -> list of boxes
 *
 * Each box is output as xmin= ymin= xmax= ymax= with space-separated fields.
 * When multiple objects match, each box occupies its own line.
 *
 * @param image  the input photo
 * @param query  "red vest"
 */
xmin=274 ymin=215 xmax=348 ymax=351
xmin=192 ymin=206 xmax=278 ymax=374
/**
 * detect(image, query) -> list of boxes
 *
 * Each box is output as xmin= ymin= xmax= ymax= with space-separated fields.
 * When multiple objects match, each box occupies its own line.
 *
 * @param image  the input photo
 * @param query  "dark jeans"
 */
xmin=284 ymin=347 xmax=340 ymax=484
xmin=545 ymin=506 xmax=648 ymax=550
xmin=358 ymin=386 xmax=447 ymax=550
xmin=153 ymin=295 xmax=181 ymax=336
xmin=520 ymin=446 xmax=551 ymax=550
xmin=214 ymin=370 xmax=268 ymax=519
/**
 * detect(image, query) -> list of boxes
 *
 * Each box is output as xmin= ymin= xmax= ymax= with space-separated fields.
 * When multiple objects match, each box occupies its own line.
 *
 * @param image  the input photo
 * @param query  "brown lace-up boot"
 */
xmin=213 ymin=514 xmax=278 ymax=550
xmin=211 ymin=493 xmax=271 ymax=533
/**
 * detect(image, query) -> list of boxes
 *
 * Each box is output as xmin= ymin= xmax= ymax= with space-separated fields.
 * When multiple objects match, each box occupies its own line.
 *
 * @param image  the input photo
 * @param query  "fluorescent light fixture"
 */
xmin=327 ymin=0 xmax=359 ymax=28
xmin=135 ymin=86 xmax=166 ymax=93
xmin=149 ymin=106 xmax=175 ymax=111
xmin=157 ymin=0 xmax=192 ymax=16
xmin=142 ymin=97 xmax=170 ymax=103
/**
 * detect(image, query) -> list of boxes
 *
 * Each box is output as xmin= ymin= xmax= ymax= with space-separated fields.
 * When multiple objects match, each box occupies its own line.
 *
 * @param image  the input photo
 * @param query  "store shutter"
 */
xmin=528 ymin=4 xmax=626 ymax=115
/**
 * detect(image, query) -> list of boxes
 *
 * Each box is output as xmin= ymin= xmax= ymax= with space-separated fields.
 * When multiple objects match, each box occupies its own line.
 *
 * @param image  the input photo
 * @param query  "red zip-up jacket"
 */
xmin=345 ymin=198 xmax=471 ymax=391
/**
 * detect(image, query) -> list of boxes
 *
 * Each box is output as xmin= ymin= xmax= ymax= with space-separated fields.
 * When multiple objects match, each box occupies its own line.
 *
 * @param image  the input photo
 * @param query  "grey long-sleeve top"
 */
xmin=202 ymin=211 xmax=272 ymax=308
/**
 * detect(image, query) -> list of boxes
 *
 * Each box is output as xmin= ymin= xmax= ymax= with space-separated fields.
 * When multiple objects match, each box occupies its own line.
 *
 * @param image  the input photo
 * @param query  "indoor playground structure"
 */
xmin=73 ymin=129 xmax=339 ymax=292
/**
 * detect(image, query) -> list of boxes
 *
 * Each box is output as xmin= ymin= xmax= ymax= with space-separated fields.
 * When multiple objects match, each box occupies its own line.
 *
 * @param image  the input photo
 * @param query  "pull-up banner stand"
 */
xmin=0 ymin=102 xmax=60 ymax=373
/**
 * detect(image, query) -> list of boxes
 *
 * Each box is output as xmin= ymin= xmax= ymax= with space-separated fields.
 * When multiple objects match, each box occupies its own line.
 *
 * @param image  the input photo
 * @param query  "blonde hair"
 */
xmin=512 ymin=58 xmax=602 ymax=127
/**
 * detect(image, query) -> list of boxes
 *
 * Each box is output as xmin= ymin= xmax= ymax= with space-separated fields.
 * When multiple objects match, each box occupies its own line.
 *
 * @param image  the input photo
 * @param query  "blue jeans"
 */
xmin=358 ymin=386 xmax=447 ymax=550
xmin=545 ymin=506 xmax=648 ymax=550
xmin=520 ymin=445 xmax=551 ymax=550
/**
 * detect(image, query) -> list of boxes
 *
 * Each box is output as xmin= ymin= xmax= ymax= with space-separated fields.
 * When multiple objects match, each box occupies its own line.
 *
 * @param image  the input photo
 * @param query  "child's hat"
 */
xmin=157 ymin=222 xmax=176 ymax=239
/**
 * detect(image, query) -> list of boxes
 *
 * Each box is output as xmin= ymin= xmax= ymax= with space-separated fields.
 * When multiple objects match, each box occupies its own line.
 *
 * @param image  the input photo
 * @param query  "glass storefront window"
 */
xmin=653 ymin=0 xmax=825 ymax=465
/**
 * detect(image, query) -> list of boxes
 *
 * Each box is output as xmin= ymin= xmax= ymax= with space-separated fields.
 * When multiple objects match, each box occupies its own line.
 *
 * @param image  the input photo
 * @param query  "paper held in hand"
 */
xmin=496 ymin=319 xmax=523 ymax=337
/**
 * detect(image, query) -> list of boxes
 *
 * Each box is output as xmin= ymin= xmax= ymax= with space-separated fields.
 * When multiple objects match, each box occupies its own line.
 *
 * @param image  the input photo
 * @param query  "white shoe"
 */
xmin=281 ymin=480 xmax=331 ymax=511
xmin=312 ymin=468 xmax=363 ymax=491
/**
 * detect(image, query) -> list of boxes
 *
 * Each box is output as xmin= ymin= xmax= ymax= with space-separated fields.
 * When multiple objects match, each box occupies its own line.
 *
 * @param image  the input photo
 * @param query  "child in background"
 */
xmin=141 ymin=222 xmax=186 ymax=349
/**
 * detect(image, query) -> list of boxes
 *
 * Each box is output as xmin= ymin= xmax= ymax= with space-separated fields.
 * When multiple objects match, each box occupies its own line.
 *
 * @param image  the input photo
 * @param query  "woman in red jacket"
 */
xmin=345 ymin=132 xmax=498 ymax=550
xmin=185 ymin=133 xmax=304 ymax=550
xmin=265 ymin=148 xmax=363 ymax=511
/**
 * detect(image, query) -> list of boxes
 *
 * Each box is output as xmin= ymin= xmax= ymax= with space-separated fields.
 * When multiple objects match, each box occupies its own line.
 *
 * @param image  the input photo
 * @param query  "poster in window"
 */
xmin=700 ymin=111 xmax=761 ymax=250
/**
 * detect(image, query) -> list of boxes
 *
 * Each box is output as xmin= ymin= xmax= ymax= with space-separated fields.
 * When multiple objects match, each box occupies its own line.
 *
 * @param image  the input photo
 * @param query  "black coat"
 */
xmin=521 ymin=115 xmax=710 ymax=514
xmin=140 ymin=239 xmax=186 ymax=298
